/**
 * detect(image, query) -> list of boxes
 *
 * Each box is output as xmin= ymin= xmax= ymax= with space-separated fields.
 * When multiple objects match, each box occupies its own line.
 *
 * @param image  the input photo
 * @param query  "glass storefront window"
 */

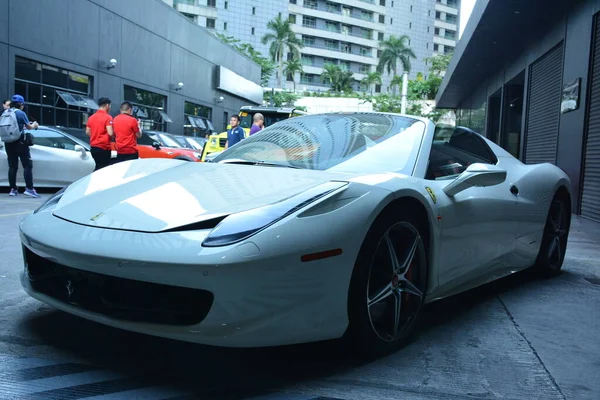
xmin=184 ymin=101 xmax=213 ymax=137
xmin=14 ymin=56 xmax=95 ymax=129
xmin=124 ymin=85 xmax=170 ymax=132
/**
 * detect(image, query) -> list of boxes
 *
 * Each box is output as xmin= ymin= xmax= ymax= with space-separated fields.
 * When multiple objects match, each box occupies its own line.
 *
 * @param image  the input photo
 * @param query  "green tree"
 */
xmin=215 ymin=34 xmax=275 ymax=86
xmin=261 ymin=16 xmax=304 ymax=88
xmin=377 ymin=35 xmax=416 ymax=93
xmin=425 ymin=52 xmax=453 ymax=76
xmin=284 ymin=57 xmax=303 ymax=91
xmin=321 ymin=63 xmax=355 ymax=93
xmin=360 ymin=71 xmax=382 ymax=94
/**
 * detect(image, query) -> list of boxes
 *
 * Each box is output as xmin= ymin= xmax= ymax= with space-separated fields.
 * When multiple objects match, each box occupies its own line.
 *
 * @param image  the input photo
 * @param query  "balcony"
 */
xmin=300 ymin=43 xmax=377 ymax=65
xmin=434 ymin=2 xmax=459 ymax=15
xmin=175 ymin=1 xmax=218 ymax=18
xmin=324 ymin=0 xmax=385 ymax=14
xmin=434 ymin=18 xmax=458 ymax=30
xmin=294 ymin=24 xmax=378 ymax=48
xmin=289 ymin=3 xmax=383 ymax=31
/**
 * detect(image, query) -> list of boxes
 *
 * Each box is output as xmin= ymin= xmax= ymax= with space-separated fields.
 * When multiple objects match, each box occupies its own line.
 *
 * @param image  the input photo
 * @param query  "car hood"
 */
xmin=52 ymin=159 xmax=356 ymax=232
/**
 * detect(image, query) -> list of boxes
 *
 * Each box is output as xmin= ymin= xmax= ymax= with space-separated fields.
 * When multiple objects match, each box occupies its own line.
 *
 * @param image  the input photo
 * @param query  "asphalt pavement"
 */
xmin=0 ymin=191 xmax=598 ymax=400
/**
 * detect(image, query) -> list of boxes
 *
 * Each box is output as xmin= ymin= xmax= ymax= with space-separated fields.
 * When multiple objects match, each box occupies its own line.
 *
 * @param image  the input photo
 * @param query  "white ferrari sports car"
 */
xmin=0 ymin=126 xmax=95 ymax=188
xmin=19 ymin=113 xmax=571 ymax=355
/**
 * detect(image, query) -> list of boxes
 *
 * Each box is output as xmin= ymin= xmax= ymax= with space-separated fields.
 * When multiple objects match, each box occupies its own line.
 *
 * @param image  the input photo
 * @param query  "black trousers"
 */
xmin=116 ymin=152 xmax=139 ymax=163
xmin=5 ymin=140 xmax=33 ymax=190
xmin=91 ymin=147 xmax=112 ymax=171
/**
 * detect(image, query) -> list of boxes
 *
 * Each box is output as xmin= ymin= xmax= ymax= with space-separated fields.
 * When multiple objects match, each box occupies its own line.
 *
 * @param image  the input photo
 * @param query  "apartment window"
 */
xmin=324 ymin=58 xmax=337 ymax=65
xmin=224 ymin=21 xmax=227 ymax=30
xmin=377 ymin=49 xmax=382 ymax=57
xmin=378 ymin=32 xmax=384 ymax=41
xmin=436 ymin=11 xmax=441 ymax=19
xmin=289 ymin=14 xmax=296 ymax=23
xmin=435 ymin=27 xmax=440 ymax=35
xmin=360 ymin=46 xmax=370 ymax=56
xmin=251 ymin=27 xmax=255 ymax=35
xmin=290 ymin=0 xmax=296 ymax=3
xmin=14 ymin=56 xmax=96 ymax=129
xmin=325 ymin=39 xmax=338 ymax=50
xmin=375 ymin=84 xmax=381 ymax=93
xmin=447 ymin=14 xmax=457 ymax=24
xmin=342 ymin=42 xmax=351 ymax=53
xmin=124 ymin=85 xmax=170 ymax=132
xmin=224 ymin=1 xmax=228 ymax=9
xmin=391 ymin=18 xmax=393 ymax=25
xmin=445 ymin=29 xmax=456 ymax=40
xmin=302 ymin=35 xmax=315 ymax=46
xmin=380 ymin=0 xmax=386 ymax=5
xmin=302 ymin=16 xmax=316 ymax=28
xmin=447 ymin=0 xmax=457 ymax=6
xmin=434 ymin=44 xmax=439 ymax=52
xmin=408 ymin=22 xmax=411 ymax=28
xmin=359 ymin=64 xmax=370 ymax=74
xmin=428 ymin=10 xmax=431 ymax=16
xmin=207 ymin=0 xmax=216 ymax=7
xmin=427 ymin=26 xmax=430 ymax=32
xmin=305 ymin=0 xmax=317 ymax=9
xmin=252 ymin=7 xmax=255 ymax=15
xmin=206 ymin=18 xmax=215 ymax=28
xmin=301 ymin=55 xmax=315 ymax=66
xmin=444 ymin=45 xmax=454 ymax=54
xmin=426 ymin=43 xmax=429 ymax=49
xmin=410 ymin=5 xmax=412 ymax=12
xmin=326 ymin=21 xmax=340 ymax=33
xmin=326 ymin=2 xmax=340 ymax=13
xmin=379 ymin=15 xmax=385 ymax=23
xmin=392 ymin=1 xmax=394 ymax=6
xmin=184 ymin=101 xmax=213 ymax=137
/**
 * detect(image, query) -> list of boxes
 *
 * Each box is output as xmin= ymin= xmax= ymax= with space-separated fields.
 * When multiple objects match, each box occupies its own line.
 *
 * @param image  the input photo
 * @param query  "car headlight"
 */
xmin=34 ymin=186 xmax=68 ymax=214
xmin=202 ymin=181 xmax=348 ymax=247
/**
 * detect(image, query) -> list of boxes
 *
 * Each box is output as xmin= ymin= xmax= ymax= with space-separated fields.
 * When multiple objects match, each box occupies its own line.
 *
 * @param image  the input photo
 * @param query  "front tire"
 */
xmin=346 ymin=209 xmax=428 ymax=358
xmin=534 ymin=193 xmax=571 ymax=277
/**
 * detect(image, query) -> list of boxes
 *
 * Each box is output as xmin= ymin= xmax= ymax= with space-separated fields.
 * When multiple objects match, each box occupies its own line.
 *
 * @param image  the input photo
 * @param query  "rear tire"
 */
xmin=345 ymin=208 xmax=428 ymax=359
xmin=533 ymin=193 xmax=571 ymax=277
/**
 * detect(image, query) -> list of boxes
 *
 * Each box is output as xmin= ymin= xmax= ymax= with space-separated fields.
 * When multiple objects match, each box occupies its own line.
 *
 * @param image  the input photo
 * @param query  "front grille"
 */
xmin=24 ymin=247 xmax=214 ymax=326
xmin=219 ymin=138 xmax=227 ymax=147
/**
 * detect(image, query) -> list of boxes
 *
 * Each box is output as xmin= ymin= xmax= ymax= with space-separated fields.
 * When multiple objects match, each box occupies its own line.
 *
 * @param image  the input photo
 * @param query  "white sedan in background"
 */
xmin=0 ymin=126 xmax=95 ymax=188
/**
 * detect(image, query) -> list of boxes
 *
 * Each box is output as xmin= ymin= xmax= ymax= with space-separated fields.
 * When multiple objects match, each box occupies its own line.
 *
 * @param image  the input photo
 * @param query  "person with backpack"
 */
xmin=0 ymin=94 xmax=40 ymax=197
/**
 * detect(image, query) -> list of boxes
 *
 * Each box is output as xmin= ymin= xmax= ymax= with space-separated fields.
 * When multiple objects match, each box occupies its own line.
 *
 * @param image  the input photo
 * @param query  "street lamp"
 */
xmin=174 ymin=82 xmax=184 ymax=91
xmin=106 ymin=58 xmax=117 ymax=70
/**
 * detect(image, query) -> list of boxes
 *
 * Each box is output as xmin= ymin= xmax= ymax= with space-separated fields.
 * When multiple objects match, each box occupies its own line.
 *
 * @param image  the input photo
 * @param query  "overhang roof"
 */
xmin=436 ymin=0 xmax=582 ymax=108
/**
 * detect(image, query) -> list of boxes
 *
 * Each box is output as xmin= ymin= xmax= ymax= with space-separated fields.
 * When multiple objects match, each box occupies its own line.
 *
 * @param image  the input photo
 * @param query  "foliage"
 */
xmin=425 ymin=52 xmax=453 ymax=76
xmin=321 ymin=63 xmax=355 ymax=93
xmin=261 ymin=16 xmax=304 ymax=88
xmin=357 ymin=93 xmax=447 ymax=123
xmin=360 ymin=72 xmax=382 ymax=94
xmin=263 ymin=90 xmax=300 ymax=107
xmin=215 ymin=33 xmax=275 ymax=86
xmin=377 ymin=35 xmax=417 ymax=77
xmin=284 ymin=58 xmax=303 ymax=91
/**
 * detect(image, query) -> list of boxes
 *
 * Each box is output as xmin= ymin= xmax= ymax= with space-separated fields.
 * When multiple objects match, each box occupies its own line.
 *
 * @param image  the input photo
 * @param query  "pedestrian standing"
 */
xmin=86 ymin=97 xmax=114 ymax=171
xmin=249 ymin=113 xmax=264 ymax=135
xmin=224 ymin=115 xmax=244 ymax=149
xmin=3 ymin=100 xmax=10 ymax=110
xmin=113 ymin=101 xmax=142 ymax=163
xmin=0 ymin=94 xmax=40 ymax=197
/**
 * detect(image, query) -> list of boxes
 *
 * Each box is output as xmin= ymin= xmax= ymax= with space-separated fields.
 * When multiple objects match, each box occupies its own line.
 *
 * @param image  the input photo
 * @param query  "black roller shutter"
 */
xmin=524 ymin=43 xmax=564 ymax=164
xmin=581 ymin=15 xmax=600 ymax=221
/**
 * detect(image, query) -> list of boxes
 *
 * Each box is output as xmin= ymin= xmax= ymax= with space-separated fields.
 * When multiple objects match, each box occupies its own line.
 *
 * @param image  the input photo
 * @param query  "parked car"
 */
xmin=172 ymin=135 xmax=207 ymax=151
xmin=63 ymin=126 xmax=202 ymax=162
xmin=0 ymin=126 xmax=94 ymax=188
xmin=19 ymin=113 xmax=572 ymax=357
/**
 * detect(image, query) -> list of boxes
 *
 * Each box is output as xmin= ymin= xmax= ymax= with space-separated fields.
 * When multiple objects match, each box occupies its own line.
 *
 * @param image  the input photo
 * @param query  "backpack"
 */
xmin=0 ymin=109 xmax=22 ymax=143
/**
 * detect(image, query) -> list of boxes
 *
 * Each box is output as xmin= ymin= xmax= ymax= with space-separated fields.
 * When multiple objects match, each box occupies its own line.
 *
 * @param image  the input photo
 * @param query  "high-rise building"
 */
xmin=164 ymin=0 xmax=460 ymax=92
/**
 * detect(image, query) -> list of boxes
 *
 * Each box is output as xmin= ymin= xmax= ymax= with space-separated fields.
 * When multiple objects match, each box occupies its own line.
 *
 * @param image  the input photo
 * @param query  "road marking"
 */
xmin=0 ymin=211 xmax=32 ymax=218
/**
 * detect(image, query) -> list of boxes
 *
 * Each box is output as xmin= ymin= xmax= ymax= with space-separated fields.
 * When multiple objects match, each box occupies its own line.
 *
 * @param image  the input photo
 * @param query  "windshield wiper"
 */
xmin=219 ymin=159 xmax=301 ymax=169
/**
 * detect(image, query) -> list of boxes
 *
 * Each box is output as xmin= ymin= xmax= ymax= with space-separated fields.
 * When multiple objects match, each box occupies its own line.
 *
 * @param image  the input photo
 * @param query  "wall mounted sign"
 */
xmin=561 ymin=77 xmax=581 ymax=114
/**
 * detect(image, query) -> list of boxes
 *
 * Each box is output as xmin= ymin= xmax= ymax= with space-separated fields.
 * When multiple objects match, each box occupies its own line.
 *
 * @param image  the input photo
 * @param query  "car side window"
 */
xmin=30 ymin=129 xmax=78 ymax=151
xmin=426 ymin=127 xmax=498 ymax=180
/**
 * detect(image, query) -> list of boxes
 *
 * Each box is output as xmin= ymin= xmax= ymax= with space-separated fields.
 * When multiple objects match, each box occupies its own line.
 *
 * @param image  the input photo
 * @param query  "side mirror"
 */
xmin=74 ymin=144 xmax=86 ymax=158
xmin=443 ymin=163 xmax=507 ymax=197
xmin=152 ymin=141 xmax=161 ymax=150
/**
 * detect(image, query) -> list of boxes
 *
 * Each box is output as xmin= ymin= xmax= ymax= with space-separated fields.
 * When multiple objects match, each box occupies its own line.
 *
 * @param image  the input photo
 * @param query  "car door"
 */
xmin=425 ymin=127 xmax=521 ymax=289
xmin=28 ymin=128 xmax=95 ymax=187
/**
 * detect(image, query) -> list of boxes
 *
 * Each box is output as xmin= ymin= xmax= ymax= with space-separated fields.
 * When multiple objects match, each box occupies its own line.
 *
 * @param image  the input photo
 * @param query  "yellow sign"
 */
xmin=425 ymin=187 xmax=436 ymax=204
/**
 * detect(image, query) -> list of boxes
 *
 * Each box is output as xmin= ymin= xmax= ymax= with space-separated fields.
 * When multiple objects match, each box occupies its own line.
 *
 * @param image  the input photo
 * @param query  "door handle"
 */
xmin=510 ymin=185 xmax=519 ymax=195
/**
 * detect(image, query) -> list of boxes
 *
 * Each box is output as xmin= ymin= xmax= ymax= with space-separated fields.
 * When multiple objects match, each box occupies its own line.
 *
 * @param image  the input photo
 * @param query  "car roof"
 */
xmin=239 ymin=106 xmax=307 ymax=115
xmin=29 ymin=126 xmax=91 ymax=150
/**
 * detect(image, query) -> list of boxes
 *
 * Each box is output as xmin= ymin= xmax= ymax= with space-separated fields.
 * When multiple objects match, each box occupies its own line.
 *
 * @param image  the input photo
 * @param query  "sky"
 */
xmin=460 ymin=0 xmax=477 ymax=38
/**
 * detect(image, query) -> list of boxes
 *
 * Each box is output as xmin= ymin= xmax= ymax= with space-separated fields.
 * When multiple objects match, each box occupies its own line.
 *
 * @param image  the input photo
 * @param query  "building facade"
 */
xmin=165 ymin=0 xmax=460 ymax=93
xmin=0 ymin=0 xmax=262 ymax=136
xmin=436 ymin=0 xmax=600 ymax=222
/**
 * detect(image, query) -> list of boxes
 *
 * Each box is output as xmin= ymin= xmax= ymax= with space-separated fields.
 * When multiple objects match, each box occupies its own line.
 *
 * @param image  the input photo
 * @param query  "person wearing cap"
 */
xmin=86 ymin=97 xmax=114 ymax=171
xmin=1 ymin=95 xmax=40 ymax=197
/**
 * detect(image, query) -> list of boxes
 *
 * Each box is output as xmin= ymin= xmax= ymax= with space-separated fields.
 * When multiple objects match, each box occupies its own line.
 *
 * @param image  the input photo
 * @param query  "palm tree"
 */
xmin=389 ymin=74 xmax=403 ymax=94
xmin=377 ymin=35 xmax=416 ymax=93
xmin=284 ymin=58 xmax=303 ymax=92
xmin=321 ymin=63 xmax=354 ymax=93
xmin=261 ymin=16 xmax=304 ymax=88
xmin=361 ymin=71 xmax=382 ymax=94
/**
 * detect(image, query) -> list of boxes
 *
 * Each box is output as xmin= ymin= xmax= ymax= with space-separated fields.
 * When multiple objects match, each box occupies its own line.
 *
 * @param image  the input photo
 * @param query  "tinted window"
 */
xmin=426 ymin=127 xmax=498 ymax=180
xmin=31 ymin=128 xmax=79 ymax=150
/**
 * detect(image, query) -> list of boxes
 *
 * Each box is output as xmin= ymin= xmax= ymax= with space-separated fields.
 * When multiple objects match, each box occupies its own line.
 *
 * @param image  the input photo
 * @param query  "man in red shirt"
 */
xmin=86 ymin=97 xmax=114 ymax=171
xmin=113 ymin=101 xmax=142 ymax=163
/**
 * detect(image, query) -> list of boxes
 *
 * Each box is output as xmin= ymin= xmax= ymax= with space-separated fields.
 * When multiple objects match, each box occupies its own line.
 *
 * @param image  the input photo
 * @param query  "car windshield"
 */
xmin=159 ymin=134 xmax=182 ymax=148
xmin=186 ymin=137 xmax=206 ymax=150
xmin=213 ymin=113 xmax=427 ymax=175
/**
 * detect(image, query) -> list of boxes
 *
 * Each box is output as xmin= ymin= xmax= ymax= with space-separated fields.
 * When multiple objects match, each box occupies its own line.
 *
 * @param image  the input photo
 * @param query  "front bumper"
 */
xmin=19 ymin=203 xmax=371 ymax=347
